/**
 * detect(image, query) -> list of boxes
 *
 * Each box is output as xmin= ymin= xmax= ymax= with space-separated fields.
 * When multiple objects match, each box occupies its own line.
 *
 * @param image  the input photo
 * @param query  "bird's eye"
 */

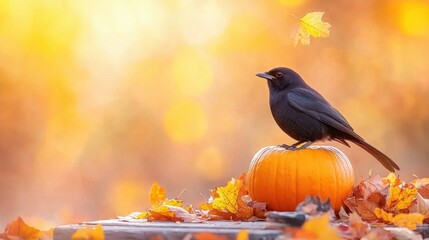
xmin=275 ymin=72 xmax=283 ymax=78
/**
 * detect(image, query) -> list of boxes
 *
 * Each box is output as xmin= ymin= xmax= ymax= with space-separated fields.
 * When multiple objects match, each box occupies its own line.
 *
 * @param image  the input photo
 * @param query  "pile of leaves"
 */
xmin=343 ymin=173 xmax=429 ymax=230
xmin=121 ymin=173 xmax=267 ymax=222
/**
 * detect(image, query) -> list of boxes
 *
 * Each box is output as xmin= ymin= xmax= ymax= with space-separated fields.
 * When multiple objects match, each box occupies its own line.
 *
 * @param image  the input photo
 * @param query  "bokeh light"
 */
xmin=163 ymin=99 xmax=207 ymax=143
xmin=397 ymin=1 xmax=429 ymax=36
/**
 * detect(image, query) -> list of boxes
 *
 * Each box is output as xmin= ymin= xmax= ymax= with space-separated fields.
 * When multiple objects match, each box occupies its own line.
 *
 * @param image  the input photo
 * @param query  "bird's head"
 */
xmin=256 ymin=67 xmax=305 ymax=90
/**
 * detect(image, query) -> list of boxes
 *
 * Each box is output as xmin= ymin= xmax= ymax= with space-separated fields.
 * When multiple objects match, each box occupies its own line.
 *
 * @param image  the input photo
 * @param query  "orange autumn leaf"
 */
xmin=236 ymin=230 xmax=248 ymax=240
xmin=236 ymin=197 xmax=253 ymax=220
xmin=291 ymin=214 xmax=340 ymax=240
xmin=3 ymin=217 xmax=41 ymax=240
xmin=71 ymin=224 xmax=104 ymax=240
xmin=193 ymin=232 xmax=227 ymax=240
xmin=212 ymin=179 xmax=239 ymax=214
xmin=149 ymin=181 xmax=166 ymax=206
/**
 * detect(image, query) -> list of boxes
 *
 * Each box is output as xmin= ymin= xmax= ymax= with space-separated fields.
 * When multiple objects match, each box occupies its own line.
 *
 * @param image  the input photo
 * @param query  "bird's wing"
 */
xmin=287 ymin=88 xmax=363 ymax=141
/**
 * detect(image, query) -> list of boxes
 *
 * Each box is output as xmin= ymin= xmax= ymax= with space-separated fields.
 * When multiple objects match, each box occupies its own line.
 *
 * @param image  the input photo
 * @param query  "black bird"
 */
xmin=256 ymin=67 xmax=400 ymax=172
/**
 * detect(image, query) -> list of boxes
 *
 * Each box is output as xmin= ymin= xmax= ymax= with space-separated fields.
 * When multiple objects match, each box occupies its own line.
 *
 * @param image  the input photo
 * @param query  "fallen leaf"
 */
xmin=193 ymin=232 xmax=227 ymax=240
xmin=410 ymin=193 xmax=429 ymax=219
xmin=411 ymin=178 xmax=429 ymax=199
xmin=39 ymin=229 xmax=54 ymax=240
xmin=235 ymin=197 xmax=253 ymax=220
xmin=362 ymin=228 xmax=394 ymax=240
xmin=249 ymin=201 xmax=267 ymax=219
xmin=163 ymin=205 xmax=202 ymax=223
xmin=391 ymin=213 xmax=424 ymax=230
xmin=353 ymin=175 xmax=389 ymax=200
xmin=290 ymin=12 xmax=331 ymax=46
xmin=347 ymin=212 xmax=371 ymax=239
xmin=149 ymin=205 xmax=178 ymax=221
xmin=212 ymin=179 xmax=239 ymax=214
xmin=292 ymin=214 xmax=340 ymax=240
xmin=3 ymin=217 xmax=41 ymax=240
xmin=374 ymin=207 xmax=393 ymax=223
xmin=150 ymin=182 xmax=166 ymax=206
xmin=386 ymin=183 xmax=417 ymax=211
xmin=236 ymin=230 xmax=248 ymax=240
xmin=343 ymin=198 xmax=378 ymax=221
xmin=71 ymin=224 xmax=104 ymax=240
xmin=384 ymin=227 xmax=423 ymax=240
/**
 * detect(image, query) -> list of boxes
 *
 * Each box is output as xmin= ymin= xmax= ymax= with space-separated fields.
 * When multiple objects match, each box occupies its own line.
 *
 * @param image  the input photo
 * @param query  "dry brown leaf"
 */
xmin=346 ymin=212 xmax=371 ymax=239
xmin=343 ymin=198 xmax=378 ymax=221
xmin=362 ymin=228 xmax=395 ymax=240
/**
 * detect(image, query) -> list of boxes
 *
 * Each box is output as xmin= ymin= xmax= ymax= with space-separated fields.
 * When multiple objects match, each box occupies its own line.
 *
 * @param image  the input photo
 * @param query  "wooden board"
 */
xmin=54 ymin=220 xmax=285 ymax=240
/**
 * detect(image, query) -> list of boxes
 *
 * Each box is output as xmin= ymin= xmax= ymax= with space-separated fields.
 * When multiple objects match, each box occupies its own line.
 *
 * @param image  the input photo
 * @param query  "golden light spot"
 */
xmin=398 ymin=1 xmax=429 ymax=36
xmin=179 ymin=1 xmax=228 ymax=45
xmin=163 ymin=99 xmax=207 ymax=143
xmin=277 ymin=0 xmax=306 ymax=7
xmin=172 ymin=49 xmax=214 ymax=97
xmin=109 ymin=180 xmax=148 ymax=216
xmin=194 ymin=146 xmax=226 ymax=180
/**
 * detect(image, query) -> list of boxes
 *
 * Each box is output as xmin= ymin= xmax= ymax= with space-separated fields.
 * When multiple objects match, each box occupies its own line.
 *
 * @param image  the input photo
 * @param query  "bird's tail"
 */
xmin=350 ymin=139 xmax=400 ymax=172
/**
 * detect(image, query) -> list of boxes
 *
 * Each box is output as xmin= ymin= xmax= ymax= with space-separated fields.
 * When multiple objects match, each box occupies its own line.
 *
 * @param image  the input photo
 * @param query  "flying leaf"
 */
xmin=290 ymin=12 xmax=331 ymax=46
xmin=212 ymin=179 xmax=239 ymax=214
xmin=149 ymin=182 xmax=166 ymax=206
xmin=71 ymin=224 xmax=104 ymax=240
xmin=3 ymin=217 xmax=41 ymax=240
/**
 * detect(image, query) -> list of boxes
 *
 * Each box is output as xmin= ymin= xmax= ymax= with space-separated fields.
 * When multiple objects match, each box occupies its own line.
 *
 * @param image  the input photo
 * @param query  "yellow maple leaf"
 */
xmin=290 ymin=12 xmax=331 ymax=46
xmin=374 ymin=207 xmax=393 ymax=222
xmin=294 ymin=214 xmax=340 ymax=240
xmin=161 ymin=199 xmax=183 ymax=207
xmin=3 ymin=217 xmax=41 ymax=240
xmin=386 ymin=184 xmax=417 ymax=211
xmin=383 ymin=172 xmax=401 ymax=186
xmin=374 ymin=207 xmax=424 ymax=230
xmin=212 ymin=179 xmax=239 ymax=214
xmin=391 ymin=213 xmax=424 ymax=230
xmin=71 ymin=224 xmax=104 ymax=240
xmin=149 ymin=182 xmax=166 ymax=206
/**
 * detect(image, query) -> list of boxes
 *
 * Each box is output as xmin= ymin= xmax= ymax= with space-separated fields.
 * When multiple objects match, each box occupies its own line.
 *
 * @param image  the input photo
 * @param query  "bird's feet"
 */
xmin=278 ymin=144 xmax=298 ymax=150
xmin=278 ymin=141 xmax=314 ymax=150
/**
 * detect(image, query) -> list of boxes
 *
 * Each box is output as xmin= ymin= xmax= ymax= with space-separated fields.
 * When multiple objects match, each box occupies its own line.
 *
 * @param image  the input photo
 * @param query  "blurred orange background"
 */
xmin=1 ymin=0 xmax=428 ymax=229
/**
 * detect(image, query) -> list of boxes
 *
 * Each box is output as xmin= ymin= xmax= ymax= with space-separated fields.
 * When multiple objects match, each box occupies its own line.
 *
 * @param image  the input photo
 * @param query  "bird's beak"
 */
xmin=256 ymin=72 xmax=275 ymax=81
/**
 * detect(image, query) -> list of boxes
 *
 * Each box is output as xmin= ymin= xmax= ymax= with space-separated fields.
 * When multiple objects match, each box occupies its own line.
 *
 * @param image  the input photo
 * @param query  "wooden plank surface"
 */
xmin=54 ymin=219 xmax=429 ymax=240
xmin=54 ymin=220 xmax=285 ymax=240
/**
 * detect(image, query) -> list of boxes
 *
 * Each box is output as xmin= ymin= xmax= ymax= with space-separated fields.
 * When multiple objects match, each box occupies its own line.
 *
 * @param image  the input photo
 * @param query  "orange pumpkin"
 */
xmin=246 ymin=145 xmax=354 ymax=211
